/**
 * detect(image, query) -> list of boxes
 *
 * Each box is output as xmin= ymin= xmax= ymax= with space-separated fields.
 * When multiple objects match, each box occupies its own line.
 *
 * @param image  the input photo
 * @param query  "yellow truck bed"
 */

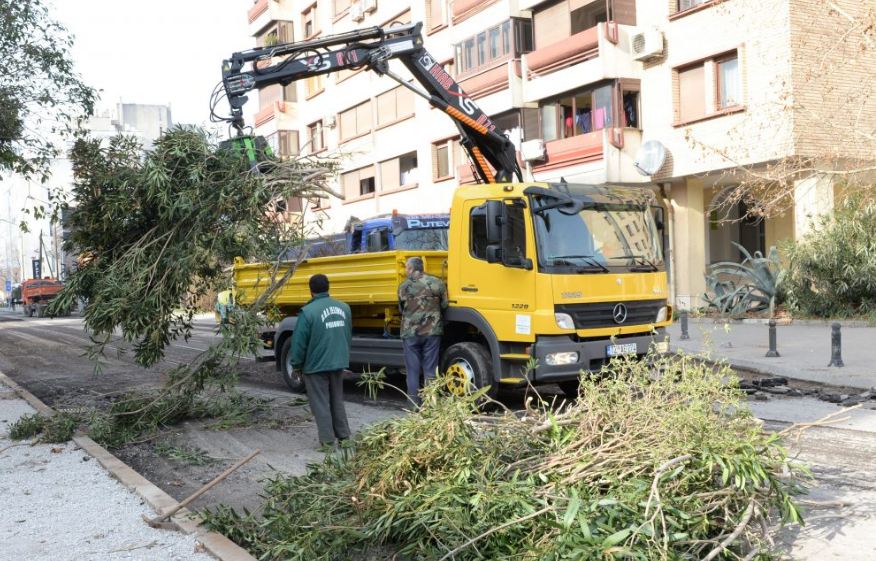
xmin=233 ymin=250 xmax=447 ymax=313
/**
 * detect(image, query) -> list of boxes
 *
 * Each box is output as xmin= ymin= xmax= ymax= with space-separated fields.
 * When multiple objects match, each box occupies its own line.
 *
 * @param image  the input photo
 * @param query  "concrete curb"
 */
xmin=686 ymin=317 xmax=873 ymax=328
xmin=0 ymin=370 xmax=256 ymax=561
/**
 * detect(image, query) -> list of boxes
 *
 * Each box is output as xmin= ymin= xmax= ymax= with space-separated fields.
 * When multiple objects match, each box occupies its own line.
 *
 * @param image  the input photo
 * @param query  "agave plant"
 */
xmin=704 ymin=242 xmax=784 ymax=317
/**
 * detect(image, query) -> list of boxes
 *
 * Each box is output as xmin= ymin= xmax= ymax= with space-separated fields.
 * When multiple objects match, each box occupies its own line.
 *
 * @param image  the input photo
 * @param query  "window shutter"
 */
xmin=678 ymin=65 xmax=706 ymax=122
xmin=356 ymin=101 xmax=372 ymax=133
xmin=342 ymin=170 xmax=359 ymax=199
xmin=534 ymin=1 xmax=571 ymax=49
xmin=377 ymin=90 xmax=396 ymax=125
xmin=380 ymin=158 xmax=400 ymax=190
xmin=396 ymin=87 xmax=415 ymax=118
xmin=428 ymin=0 xmax=443 ymax=29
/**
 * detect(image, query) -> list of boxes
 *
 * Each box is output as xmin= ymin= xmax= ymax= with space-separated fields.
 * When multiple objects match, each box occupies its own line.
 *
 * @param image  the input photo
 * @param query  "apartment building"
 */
xmin=245 ymin=0 xmax=875 ymax=309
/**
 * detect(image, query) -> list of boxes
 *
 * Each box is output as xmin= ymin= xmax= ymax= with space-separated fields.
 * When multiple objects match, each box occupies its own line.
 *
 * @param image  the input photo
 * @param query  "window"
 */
xmin=622 ymin=91 xmax=639 ymax=128
xmin=379 ymin=151 xmax=418 ymax=191
xmin=470 ymin=205 xmax=488 ymax=260
xmin=303 ymin=3 xmax=318 ymax=38
xmin=259 ymin=84 xmax=281 ymax=108
xmin=341 ymin=166 xmax=375 ymax=199
xmin=305 ymin=74 xmax=324 ymax=98
xmin=283 ymin=83 xmax=297 ymax=102
xmin=333 ymin=0 xmax=351 ymax=17
xmin=278 ymin=130 xmax=299 ymax=158
xmin=432 ymin=139 xmax=454 ymax=180
xmin=307 ymin=121 xmax=324 ymax=152
xmin=469 ymin=202 xmax=527 ymax=263
xmin=678 ymin=0 xmax=709 ymax=11
xmin=427 ymin=0 xmax=446 ymax=30
xmin=339 ymin=101 xmax=372 ymax=141
xmin=257 ymin=21 xmax=293 ymax=47
xmin=717 ymin=55 xmax=740 ymax=109
xmin=533 ymin=0 xmax=604 ymax=49
xmin=454 ymin=19 xmax=530 ymax=76
xmin=399 ymin=151 xmax=418 ymax=185
xmin=675 ymin=50 xmax=741 ymax=124
xmin=376 ymin=86 xmax=414 ymax=126
xmin=538 ymin=83 xmax=615 ymax=141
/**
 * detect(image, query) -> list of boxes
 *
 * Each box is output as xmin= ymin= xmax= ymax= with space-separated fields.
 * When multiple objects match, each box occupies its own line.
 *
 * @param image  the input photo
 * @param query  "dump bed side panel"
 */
xmin=234 ymin=250 xmax=447 ymax=313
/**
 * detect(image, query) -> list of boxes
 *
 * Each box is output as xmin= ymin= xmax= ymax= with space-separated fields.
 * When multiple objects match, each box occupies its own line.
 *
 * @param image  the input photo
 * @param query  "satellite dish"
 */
xmin=634 ymin=140 xmax=666 ymax=176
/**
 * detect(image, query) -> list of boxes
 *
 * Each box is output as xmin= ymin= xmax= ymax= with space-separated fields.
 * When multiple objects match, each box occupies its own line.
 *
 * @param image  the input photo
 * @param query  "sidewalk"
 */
xmin=0 ymin=377 xmax=250 ymax=561
xmin=668 ymin=320 xmax=876 ymax=390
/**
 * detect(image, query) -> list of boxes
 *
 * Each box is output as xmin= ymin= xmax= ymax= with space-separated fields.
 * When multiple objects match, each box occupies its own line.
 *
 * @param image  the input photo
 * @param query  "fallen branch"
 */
xmin=437 ymin=506 xmax=553 ymax=561
xmin=700 ymin=500 xmax=756 ymax=561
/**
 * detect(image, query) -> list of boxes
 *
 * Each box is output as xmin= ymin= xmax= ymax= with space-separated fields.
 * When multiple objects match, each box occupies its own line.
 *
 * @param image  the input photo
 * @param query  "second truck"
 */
xmin=221 ymin=23 xmax=671 ymax=397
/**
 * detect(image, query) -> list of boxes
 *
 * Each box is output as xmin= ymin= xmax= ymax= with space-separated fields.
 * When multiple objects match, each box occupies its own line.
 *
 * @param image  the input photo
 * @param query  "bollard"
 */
xmin=765 ymin=319 xmax=780 ymax=357
xmin=828 ymin=322 xmax=844 ymax=367
xmin=680 ymin=309 xmax=690 ymax=340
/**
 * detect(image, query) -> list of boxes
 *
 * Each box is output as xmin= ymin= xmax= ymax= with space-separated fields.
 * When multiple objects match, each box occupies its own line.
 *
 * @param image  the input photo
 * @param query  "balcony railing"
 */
xmin=248 ymin=0 xmax=268 ymax=23
xmin=525 ymin=26 xmax=599 ymax=77
xmin=457 ymin=60 xmax=521 ymax=99
xmin=532 ymin=131 xmax=604 ymax=172
xmin=254 ymin=100 xmax=290 ymax=127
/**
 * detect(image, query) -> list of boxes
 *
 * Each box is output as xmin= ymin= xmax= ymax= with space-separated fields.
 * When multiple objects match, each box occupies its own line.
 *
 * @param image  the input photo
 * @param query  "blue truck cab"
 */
xmin=348 ymin=213 xmax=450 ymax=253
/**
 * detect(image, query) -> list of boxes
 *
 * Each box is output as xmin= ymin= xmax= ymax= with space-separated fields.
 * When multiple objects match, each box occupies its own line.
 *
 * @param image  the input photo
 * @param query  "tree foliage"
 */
xmin=0 ymin=0 xmax=95 ymax=181
xmin=48 ymin=126 xmax=337 ymax=372
xmin=785 ymin=193 xmax=876 ymax=317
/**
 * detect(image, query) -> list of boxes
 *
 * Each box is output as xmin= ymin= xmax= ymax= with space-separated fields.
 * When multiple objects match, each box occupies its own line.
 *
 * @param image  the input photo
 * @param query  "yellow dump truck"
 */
xmin=235 ymin=182 xmax=671 ymax=397
xmin=223 ymin=24 xmax=671 ymax=397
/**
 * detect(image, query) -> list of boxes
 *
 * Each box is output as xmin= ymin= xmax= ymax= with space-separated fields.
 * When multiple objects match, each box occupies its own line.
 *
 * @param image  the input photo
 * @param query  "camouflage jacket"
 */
xmin=398 ymin=271 xmax=449 ymax=338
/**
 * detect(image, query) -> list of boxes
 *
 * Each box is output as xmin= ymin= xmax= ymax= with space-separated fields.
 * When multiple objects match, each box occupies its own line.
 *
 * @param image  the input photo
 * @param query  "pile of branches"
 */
xmin=203 ymin=353 xmax=806 ymax=561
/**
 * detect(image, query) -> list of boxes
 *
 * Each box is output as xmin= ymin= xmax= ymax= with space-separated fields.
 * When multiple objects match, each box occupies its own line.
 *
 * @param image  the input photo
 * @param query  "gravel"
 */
xmin=0 ymin=384 xmax=215 ymax=561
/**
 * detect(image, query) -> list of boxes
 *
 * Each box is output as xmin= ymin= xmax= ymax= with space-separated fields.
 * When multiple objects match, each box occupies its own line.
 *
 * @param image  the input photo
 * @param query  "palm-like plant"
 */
xmin=704 ymin=242 xmax=784 ymax=317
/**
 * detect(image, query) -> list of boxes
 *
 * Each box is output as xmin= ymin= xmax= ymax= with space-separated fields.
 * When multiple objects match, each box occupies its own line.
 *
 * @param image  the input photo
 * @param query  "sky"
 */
xmin=2 ymin=1 xmax=257 ymax=286
xmin=52 ymin=0 xmax=255 ymax=127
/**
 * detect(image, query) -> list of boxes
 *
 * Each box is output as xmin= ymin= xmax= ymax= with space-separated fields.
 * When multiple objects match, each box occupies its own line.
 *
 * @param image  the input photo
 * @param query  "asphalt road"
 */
xmin=1 ymin=309 xmax=874 ymax=558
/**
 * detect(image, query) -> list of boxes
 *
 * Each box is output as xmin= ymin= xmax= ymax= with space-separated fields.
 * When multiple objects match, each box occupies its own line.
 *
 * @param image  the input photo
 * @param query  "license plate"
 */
xmin=606 ymin=343 xmax=638 ymax=357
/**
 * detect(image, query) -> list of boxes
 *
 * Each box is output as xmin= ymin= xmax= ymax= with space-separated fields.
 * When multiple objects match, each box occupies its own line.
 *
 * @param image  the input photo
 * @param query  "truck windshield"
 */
xmin=394 ymin=228 xmax=449 ymax=251
xmin=532 ymin=202 xmax=663 ymax=272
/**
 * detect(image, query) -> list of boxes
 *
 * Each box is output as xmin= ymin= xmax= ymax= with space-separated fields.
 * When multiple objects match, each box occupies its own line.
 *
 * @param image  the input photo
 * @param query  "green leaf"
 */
xmin=602 ymin=528 xmax=632 ymax=548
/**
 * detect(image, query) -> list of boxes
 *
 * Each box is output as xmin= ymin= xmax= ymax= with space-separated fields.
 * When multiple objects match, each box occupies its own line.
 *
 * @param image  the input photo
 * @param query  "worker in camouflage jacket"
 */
xmin=398 ymin=256 xmax=448 ymax=405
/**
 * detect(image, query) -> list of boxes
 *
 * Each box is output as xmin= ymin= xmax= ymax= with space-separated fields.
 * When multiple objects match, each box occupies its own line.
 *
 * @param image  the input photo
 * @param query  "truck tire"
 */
xmin=279 ymin=336 xmax=306 ymax=393
xmin=558 ymin=379 xmax=580 ymax=399
xmin=440 ymin=342 xmax=497 ymax=400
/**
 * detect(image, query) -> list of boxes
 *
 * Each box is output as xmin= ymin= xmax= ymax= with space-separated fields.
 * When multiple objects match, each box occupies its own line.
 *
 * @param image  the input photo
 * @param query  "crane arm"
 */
xmin=221 ymin=23 xmax=521 ymax=183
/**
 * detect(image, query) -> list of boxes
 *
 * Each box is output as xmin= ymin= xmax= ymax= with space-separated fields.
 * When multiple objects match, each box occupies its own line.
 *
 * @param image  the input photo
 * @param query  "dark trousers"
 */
xmin=403 ymin=335 xmax=441 ymax=405
xmin=303 ymin=370 xmax=351 ymax=445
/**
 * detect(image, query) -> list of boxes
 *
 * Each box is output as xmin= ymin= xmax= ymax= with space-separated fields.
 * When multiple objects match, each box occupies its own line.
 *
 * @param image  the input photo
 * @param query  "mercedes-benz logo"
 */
xmin=612 ymin=303 xmax=628 ymax=324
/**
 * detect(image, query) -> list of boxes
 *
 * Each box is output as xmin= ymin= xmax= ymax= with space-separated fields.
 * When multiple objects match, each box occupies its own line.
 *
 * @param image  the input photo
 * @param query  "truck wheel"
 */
xmin=279 ymin=337 xmax=305 ymax=393
xmin=558 ymin=379 xmax=580 ymax=399
xmin=440 ymin=342 xmax=497 ymax=400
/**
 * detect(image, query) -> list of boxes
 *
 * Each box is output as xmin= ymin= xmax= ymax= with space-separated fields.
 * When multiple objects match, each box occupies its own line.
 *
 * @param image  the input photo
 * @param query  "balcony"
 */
xmin=253 ymin=100 xmax=299 ymax=132
xmin=530 ymin=128 xmax=649 ymax=184
xmin=526 ymin=26 xmax=599 ymax=76
xmin=248 ymin=0 xmax=297 ymax=36
xmin=452 ymin=0 xmax=500 ymax=24
xmin=523 ymin=23 xmax=640 ymax=104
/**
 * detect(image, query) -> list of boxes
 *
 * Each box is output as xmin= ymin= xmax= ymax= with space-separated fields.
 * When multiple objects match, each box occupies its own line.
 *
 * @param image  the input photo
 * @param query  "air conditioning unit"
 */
xmin=521 ymin=139 xmax=546 ymax=162
xmin=350 ymin=2 xmax=365 ymax=21
xmin=324 ymin=114 xmax=337 ymax=128
xmin=363 ymin=0 xmax=377 ymax=13
xmin=630 ymin=29 xmax=664 ymax=61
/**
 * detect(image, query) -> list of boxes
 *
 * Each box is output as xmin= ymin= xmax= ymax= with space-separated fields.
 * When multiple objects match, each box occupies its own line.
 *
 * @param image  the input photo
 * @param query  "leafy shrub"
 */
xmin=203 ymin=353 xmax=805 ymax=561
xmin=785 ymin=194 xmax=876 ymax=317
xmin=9 ymin=413 xmax=46 ymax=440
xmin=9 ymin=412 xmax=77 ymax=443
xmin=704 ymin=242 xmax=785 ymax=317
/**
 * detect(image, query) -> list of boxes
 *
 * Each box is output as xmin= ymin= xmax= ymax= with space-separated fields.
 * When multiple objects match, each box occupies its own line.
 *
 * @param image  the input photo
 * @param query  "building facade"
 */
xmin=245 ymin=0 xmax=875 ymax=309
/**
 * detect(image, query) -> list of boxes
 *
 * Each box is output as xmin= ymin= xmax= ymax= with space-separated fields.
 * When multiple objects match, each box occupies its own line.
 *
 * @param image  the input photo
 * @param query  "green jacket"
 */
xmin=290 ymin=293 xmax=352 ymax=374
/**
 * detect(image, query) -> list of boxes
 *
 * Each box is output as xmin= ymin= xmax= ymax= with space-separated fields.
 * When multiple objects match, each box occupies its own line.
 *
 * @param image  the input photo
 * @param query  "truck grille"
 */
xmin=556 ymin=299 xmax=664 ymax=329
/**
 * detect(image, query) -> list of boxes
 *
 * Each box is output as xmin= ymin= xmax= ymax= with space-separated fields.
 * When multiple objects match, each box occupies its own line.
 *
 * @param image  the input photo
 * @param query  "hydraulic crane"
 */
xmin=217 ymin=22 xmax=522 ymax=184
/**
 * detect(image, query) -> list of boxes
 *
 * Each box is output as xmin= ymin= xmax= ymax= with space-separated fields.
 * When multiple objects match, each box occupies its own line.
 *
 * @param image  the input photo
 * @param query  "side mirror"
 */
xmin=485 ymin=200 xmax=504 ymax=244
xmin=485 ymin=244 xmax=503 ymax=264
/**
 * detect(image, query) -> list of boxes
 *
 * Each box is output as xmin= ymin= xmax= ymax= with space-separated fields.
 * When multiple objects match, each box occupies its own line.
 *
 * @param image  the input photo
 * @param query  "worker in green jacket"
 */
xmin=289 ymin=274 xmax=352 ymax=447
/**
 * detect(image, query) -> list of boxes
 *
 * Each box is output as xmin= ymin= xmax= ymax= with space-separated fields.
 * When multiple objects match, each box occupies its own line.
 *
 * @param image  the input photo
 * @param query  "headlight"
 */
xmin=655 ymin=306 xmax=668 ymax=323
xmin=545 ymin=351 xmax=579 ymax=366
xmin=555 ymin=313 xmax=575 ymax=330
